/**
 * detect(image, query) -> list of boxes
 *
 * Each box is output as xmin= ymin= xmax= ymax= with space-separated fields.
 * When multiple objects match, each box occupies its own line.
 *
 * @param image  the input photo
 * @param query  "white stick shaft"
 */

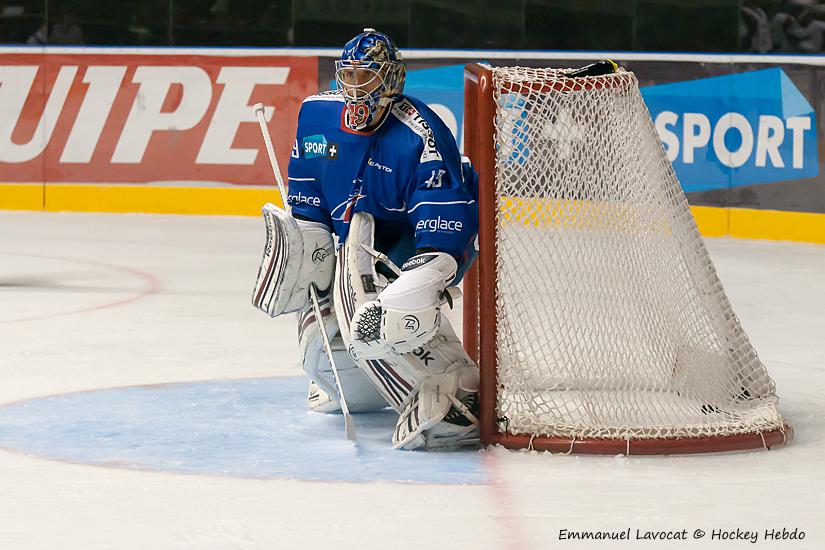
xmin=309 ymin=284 xmax=357 ymax=441
xmin=253 ymin=104 xmax=290 ymax=211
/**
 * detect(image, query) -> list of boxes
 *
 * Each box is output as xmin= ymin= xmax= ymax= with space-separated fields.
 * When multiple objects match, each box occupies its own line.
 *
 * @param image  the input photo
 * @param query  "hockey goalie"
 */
xmin=252 ymin=28 xmax=481 ymax=450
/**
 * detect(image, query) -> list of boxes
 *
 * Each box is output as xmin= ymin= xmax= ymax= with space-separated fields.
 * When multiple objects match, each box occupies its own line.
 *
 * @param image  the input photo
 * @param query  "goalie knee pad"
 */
xmin=252 ymin=203 xmax=334 ymax=317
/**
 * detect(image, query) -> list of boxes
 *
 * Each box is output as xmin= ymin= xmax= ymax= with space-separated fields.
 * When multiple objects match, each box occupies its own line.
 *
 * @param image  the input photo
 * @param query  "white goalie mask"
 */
xmin=335 ymin=28 xmax=406 ymax=131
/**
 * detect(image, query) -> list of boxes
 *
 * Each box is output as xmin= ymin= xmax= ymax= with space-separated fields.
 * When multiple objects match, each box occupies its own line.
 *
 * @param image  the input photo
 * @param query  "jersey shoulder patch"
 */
xmin=390 ymin=98 xmax=442 ymax=164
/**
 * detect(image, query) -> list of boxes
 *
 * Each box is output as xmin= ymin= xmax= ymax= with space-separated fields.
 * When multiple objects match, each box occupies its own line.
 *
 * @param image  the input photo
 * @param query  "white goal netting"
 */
xmin=490 ymin=66 xmax=785 ymax=442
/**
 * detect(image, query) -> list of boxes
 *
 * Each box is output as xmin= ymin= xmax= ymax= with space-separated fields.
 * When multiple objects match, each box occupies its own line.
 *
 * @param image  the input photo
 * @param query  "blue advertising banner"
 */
xmin=403 ymin=65 xmax=818 ymax=195
xmin=403 ymin=63 xmax=466 ymax=150
xmin=641 ymin=68 xmax=818 ymax=193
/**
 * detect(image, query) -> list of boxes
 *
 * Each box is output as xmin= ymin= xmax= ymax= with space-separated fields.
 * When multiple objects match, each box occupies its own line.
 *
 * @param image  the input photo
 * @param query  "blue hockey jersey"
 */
xmin=286 ymin=91 xmax=478 ymax=276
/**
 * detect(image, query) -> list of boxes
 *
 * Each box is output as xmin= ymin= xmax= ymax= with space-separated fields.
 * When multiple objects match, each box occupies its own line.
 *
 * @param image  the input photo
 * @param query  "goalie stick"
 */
xmin=253 ymin=102 xmax=357 ymax=442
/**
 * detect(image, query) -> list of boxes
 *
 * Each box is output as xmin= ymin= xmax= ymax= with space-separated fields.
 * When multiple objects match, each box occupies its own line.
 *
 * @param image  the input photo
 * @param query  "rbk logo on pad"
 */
xmin=311 ymin=248 xmax=330 ymax=264
xmin=641 ymin=68 xmax=818 ymax=192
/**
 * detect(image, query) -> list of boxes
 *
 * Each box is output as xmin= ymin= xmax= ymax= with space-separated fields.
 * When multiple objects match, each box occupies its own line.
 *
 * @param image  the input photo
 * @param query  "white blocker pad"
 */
xmin=297 ymin=289 xmax=386 ymax=413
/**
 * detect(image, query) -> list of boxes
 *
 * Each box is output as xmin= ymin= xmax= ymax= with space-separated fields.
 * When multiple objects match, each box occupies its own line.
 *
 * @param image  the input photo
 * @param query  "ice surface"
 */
xmin=0 ymin=211 xmax=823 ymax=549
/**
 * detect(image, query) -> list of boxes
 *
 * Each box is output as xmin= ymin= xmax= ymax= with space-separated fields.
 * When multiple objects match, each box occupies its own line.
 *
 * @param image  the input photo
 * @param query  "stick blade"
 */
xmin=344 ymin=413 xmax=358 ymax=442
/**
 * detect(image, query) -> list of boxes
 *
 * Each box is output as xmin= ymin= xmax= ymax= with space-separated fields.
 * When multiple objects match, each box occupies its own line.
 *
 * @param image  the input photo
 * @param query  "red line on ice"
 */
xmin=0 ymin=251 xmax=161 ymax=325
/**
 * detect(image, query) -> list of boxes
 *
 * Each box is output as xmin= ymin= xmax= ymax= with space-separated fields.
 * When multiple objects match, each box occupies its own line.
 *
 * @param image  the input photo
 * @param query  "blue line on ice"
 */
xmin=0 ymin=377 xmax=485 ymax=484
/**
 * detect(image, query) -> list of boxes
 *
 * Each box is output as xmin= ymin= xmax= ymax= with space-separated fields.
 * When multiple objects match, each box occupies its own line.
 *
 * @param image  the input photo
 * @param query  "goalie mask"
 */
xmin=335 ymin=28 xmax=406 ymax=131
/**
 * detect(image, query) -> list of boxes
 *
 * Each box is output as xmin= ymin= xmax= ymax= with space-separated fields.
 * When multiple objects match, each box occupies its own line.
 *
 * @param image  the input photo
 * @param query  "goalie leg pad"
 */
xmin=306 ymin=360 xmax=388 ymax=414
xmin=389 ymin=320 xmax=480 ymax=450
xmin=333 ymin=213 xmax=421 ymax=412
xmin=298 ymin=288 xmax=386 ymax=414
xmin=332 ymin=213 xmax=482 ymax=433
xmin=307 ymin=379 xmax=341 ymax=414
xmin=252 ymin=203 xmax=334 ymax=317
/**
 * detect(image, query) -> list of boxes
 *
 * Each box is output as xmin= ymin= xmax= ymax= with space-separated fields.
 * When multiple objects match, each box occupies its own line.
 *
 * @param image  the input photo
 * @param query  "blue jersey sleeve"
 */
xmin=286 ymin=107 xmax=332 ymax=228
xmin=406 ymin=156 xmax=478 ymax=261
xmin=398 ymin=97 xmax=478 ymax=264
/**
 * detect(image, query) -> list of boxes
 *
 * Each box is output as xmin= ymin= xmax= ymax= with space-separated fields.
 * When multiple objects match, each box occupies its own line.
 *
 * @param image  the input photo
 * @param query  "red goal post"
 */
xmin=461 ymin=62 xmax=792 ymax=455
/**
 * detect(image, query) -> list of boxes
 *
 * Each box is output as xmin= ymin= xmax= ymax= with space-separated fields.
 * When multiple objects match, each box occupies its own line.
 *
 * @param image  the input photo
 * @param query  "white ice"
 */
xmin=0 ymin=211 xmax=823 ymax=549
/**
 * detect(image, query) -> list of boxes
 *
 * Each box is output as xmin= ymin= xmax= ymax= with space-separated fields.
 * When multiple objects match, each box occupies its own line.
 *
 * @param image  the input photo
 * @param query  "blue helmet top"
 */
xmin=340 ymin=29 xmax=402 ymax=67
xmin=335 ymin=28 xmax=406 ymax=131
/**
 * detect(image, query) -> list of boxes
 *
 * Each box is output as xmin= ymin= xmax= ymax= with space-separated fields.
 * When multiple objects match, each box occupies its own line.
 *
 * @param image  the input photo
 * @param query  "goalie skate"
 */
xmin=392 ymin=369 xmax=480 ymax=450
xmin=307 ymin=379 xmax=342 ymax=414
xmin=423 ymin=391 xmax=480 ymax=450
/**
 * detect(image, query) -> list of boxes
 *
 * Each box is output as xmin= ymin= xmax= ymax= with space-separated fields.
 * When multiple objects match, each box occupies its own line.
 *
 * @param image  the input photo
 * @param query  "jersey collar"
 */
xmin=340 ymin=98 xmax=396 ymax=135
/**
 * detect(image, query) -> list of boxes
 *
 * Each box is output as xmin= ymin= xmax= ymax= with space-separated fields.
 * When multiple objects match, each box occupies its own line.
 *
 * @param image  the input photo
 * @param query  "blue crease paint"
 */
xmin=0 ymin=377 xmax=485 ymax=484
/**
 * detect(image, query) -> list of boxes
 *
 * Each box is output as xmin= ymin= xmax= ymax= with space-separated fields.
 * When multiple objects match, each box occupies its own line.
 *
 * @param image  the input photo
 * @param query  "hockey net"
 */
xmin=462 ymin=64 xmax=791 ymax=454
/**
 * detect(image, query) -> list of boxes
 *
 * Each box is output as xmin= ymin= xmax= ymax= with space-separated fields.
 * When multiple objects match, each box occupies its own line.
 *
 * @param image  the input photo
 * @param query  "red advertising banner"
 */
xmin=0 ymin=52 xmax=317 ymax=185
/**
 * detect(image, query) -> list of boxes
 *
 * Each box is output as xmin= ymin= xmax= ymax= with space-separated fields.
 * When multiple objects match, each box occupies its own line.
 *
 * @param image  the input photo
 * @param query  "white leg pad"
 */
xmin=331 ymin=211 xmax=481 ymax=448
xmin=298 ymin=290 xmax=386 ymax=414
xmin=392 ymin=372 xmax=457 ymax=449
xmin=306 ymin=357 xmax=388 ymax=414
xmin=333 ymin=213 xmax=420 ymax=412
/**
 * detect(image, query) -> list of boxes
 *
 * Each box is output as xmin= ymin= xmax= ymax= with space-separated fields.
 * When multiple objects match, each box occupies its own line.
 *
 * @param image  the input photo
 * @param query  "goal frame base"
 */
xmin=486 ymin=424 xmax=794 ymax=455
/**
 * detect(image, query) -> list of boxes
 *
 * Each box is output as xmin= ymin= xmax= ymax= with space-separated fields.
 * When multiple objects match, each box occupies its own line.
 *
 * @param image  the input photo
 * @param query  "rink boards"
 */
xmin=1 ymin=47 xmax=825 ymax=244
